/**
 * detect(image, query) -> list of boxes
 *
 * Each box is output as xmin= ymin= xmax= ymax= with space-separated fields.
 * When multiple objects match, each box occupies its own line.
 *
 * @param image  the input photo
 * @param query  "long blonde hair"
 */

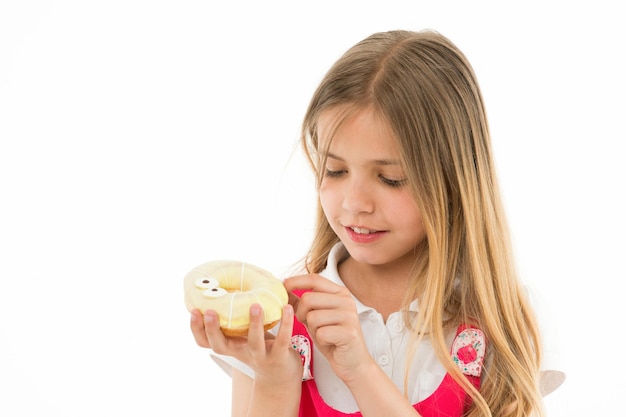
xmin=300 ymin=30 xmax=544 ymax=417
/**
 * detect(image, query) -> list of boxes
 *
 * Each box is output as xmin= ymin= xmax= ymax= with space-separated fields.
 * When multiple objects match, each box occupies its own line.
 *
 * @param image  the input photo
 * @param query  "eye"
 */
xmin=195 ymin=277 xmax=219 ymax=289
xmin=379 ymin=175 xmax=407 ymax=188
xmin=203 ymin=287 xmax=228 ymax=298
xmin=324 ymin=168 xmax=346 ymax=178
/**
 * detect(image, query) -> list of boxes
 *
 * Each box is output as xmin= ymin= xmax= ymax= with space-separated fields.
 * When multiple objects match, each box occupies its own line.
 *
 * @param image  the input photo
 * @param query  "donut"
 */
xmin=184 ymin=260 xmax=288 ymax=337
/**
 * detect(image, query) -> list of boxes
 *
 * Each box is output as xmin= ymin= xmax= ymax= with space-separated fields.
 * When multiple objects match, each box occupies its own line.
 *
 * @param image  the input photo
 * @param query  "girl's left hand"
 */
xmin=284 ymin=274 xmax=374 ymax=385
xmin=191 ymin=303 xmax=303 ymax=387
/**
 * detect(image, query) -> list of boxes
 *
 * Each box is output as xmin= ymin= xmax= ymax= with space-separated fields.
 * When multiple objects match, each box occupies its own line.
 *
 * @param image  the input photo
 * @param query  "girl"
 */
xmin=190 ymin=30 xmax=563 ymax=416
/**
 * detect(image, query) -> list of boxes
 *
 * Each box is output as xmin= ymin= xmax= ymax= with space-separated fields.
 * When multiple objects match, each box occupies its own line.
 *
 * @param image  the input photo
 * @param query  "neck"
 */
xmin=338 ymin=256 xmax=415 ymax=322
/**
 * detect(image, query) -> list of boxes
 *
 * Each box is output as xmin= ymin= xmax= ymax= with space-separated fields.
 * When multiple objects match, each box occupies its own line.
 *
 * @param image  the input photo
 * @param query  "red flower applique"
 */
xmin=452 ymin=328 xmax=485 ymax=377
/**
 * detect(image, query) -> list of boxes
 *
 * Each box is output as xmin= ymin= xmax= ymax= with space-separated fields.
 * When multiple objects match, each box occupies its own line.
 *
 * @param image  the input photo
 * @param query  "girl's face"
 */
xmin=318 ymin=107 xmax=426 ymax=268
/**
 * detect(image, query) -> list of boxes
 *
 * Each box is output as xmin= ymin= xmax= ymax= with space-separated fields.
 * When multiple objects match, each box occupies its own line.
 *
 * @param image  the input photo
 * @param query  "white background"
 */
xmin=1 ymin=1 xmax=624 ymax=416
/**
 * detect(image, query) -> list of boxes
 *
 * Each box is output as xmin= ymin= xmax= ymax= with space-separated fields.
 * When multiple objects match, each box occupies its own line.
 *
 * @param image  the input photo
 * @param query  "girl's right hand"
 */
xmin=189 ymin=304 xmax=303 ymax=387
xmin=285 ymin=274 xmax=375 ymax=386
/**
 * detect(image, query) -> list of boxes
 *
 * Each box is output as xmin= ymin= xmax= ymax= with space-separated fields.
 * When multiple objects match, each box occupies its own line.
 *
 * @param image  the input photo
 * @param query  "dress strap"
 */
xmin=451 ymin=324 xmax=486 ymax=390
xmin=291 ymin=289 xmax=314 ymax=381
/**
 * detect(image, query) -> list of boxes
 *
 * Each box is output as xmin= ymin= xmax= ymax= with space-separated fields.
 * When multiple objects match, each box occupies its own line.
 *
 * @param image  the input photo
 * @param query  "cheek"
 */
xmin=390 ymin=195 xmax=425 ymax=236
xmin=409 ymin=215 xmax=427 ymax=244
xmin=319 ymin=182 xmax=344 ymax=227
xmin=319 ymin=184 xmax=335 ymax=216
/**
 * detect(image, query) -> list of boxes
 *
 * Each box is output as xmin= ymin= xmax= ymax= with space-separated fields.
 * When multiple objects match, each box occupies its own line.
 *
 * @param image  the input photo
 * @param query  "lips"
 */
xmin=350 ymin=226 xmax=377 ymax=234
xmin=345 ymin=225 xmax=386 ymax=243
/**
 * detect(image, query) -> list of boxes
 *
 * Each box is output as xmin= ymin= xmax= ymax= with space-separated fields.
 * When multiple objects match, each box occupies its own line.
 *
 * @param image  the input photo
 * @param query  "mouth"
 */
xmin=350 ymin=226 xmax=379 ymax=234
xmin=345 ymin=225 xmax=386 ymax=243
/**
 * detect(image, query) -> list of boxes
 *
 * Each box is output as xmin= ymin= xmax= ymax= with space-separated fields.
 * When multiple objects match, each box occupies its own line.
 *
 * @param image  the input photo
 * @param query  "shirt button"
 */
xmin=378 ymin=355 xmax=390 ymax=366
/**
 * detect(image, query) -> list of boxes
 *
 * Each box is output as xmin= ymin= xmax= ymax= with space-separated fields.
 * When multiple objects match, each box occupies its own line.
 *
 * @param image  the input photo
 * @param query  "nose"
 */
xmin=342 ymin=178 xmax=374 ymax=214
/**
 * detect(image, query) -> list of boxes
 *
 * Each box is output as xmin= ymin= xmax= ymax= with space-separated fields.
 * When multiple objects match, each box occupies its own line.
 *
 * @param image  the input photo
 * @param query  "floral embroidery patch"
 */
xmin=452 ymin=328 xmax=485 ymax=377
xmin=291 ymin=335 xmax=313 ymax=381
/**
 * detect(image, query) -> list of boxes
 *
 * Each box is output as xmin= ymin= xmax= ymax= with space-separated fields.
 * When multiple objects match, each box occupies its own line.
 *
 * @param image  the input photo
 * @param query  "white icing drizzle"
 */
xmin=228 ymin=291 xmax=238 ymax=329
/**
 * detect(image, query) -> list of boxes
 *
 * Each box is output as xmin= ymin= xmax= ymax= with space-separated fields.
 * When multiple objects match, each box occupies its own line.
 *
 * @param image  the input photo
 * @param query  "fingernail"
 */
xmin=204 ymin=312 xmax=215 ymax=324
xmin=250 ymin=304 xmax=261 ymax=317
xmin=284 ymin=304 xmax=293 ymax=316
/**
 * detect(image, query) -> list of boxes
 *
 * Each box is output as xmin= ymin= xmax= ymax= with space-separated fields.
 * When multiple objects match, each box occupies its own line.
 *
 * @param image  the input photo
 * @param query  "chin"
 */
xmin=343 ymin=244 xmax=392 ymax=266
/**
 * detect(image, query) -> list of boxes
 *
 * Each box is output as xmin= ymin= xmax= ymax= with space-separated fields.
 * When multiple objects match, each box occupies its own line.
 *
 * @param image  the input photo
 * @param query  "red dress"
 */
xmin=290 ymin=304 xmax=485 ymax=417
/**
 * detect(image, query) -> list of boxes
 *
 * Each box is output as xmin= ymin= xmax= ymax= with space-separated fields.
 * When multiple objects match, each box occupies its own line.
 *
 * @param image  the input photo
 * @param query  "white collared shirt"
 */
xmin=211 ymin=243 xmax=564 ymax=412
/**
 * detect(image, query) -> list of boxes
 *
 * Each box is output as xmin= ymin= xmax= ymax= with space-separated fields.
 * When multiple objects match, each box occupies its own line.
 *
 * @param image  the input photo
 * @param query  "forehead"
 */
xmin=317 ymin=106 xmax=401 ymax=158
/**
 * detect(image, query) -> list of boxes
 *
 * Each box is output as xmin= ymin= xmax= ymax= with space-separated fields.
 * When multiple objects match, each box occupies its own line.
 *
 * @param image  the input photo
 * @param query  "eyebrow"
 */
xmin=325 ymin=152 xmax=402 ymax=166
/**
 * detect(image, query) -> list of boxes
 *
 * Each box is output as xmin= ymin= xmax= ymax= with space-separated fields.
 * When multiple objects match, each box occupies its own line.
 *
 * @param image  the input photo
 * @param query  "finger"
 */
xmin=315 ymin=324 xmax=359 ymax=348
xmin=190 ymin=309 xmax=211 ymax=348
xmin=284 ymin=274 xmax=342 ymax=294
xmin=293 ymin=291 xmax=353 ymax=326
xmin=300 ymin=290 xmax=349 ymax=309
xmin=246 ymin=303 xmax=266 ymax=352
xmin=203 ymin=310 xmax=230 ymax=354
xmin=283 ymin=274 xmax=316 ymax=292
xmin=305 ymin=308 xmax=347 ymax=330
xmin=274 ymin=304 xmax=294 ymax=348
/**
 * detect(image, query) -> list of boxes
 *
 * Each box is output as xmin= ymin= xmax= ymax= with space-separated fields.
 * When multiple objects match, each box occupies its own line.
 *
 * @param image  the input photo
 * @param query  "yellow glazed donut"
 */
xmin=184 ymin=260 xmax=288 ymax=337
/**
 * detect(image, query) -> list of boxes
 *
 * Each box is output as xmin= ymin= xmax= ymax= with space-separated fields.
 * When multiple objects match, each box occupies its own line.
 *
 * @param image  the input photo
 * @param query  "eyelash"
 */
xmin=324 ymin=169 xmax=345 ymax=178
xmin=380 ymin=176 xmax=407 ymax=188
xmin=324 ymin=169 xmax=407 ymax=188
